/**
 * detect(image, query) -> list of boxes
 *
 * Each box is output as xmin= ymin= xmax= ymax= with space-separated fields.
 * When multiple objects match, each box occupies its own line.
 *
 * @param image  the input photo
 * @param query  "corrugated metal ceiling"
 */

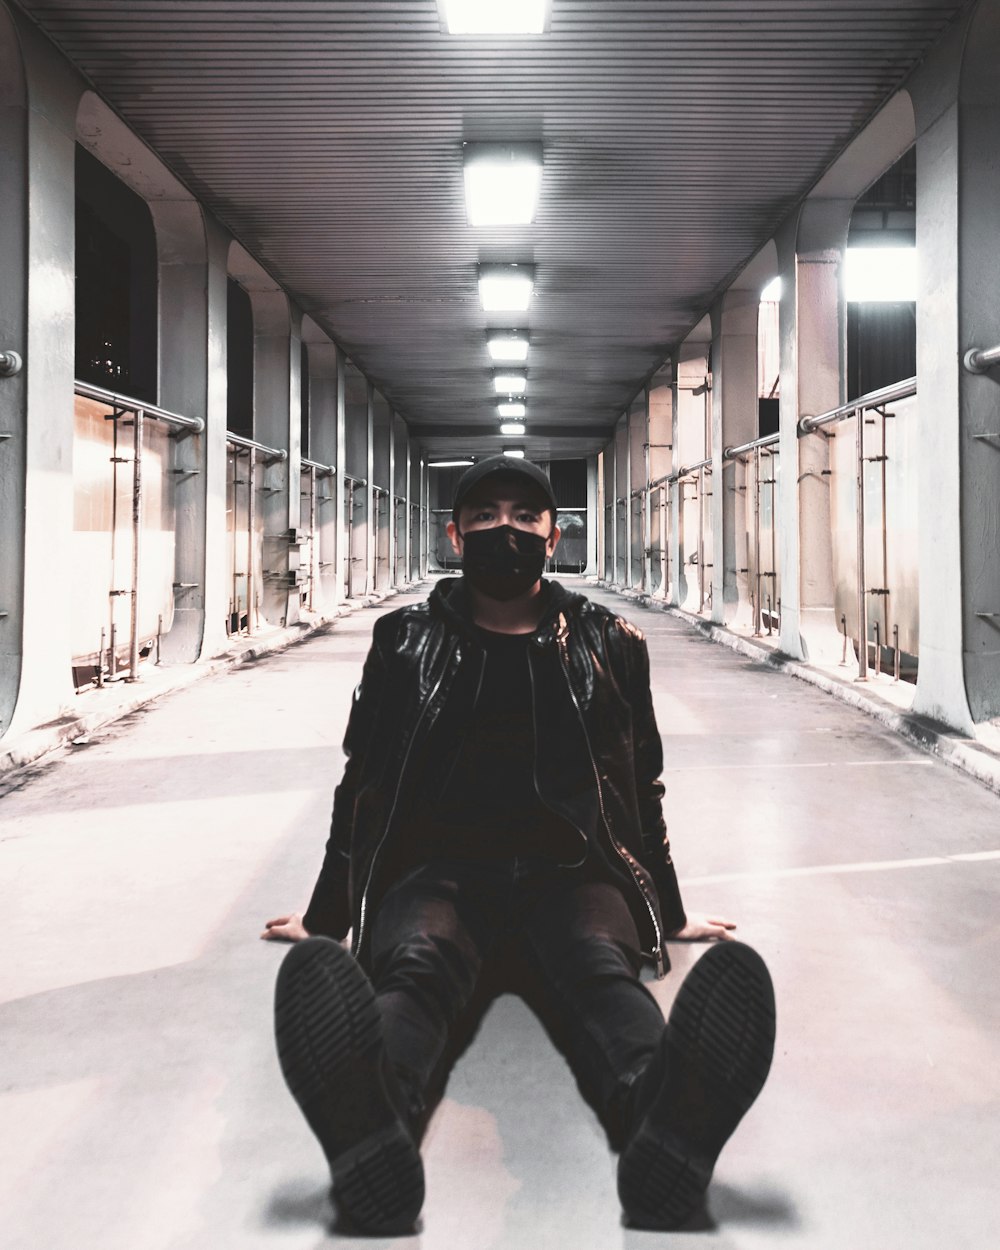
xmin=13 ymin=1 xmax=966 ymax=457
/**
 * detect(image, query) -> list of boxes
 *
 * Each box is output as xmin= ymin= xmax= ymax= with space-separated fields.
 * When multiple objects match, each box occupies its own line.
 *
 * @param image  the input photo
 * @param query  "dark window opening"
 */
xmin=300 ymin=341 xmax=310 ymax=458
xmin=757 ymin=398 xmax=780 ymax=439
xmin=549 ymin=458 xmax=588 ymax=573
xmin=847 ymin=147 xmax=916 ymax=399
xmin=847 ymin=303 xmax=916 ymax=401
xmin=75 ymin=146 xmax=157 ymax=401
xmin=227 ymin=279 xmax=254 ymax=438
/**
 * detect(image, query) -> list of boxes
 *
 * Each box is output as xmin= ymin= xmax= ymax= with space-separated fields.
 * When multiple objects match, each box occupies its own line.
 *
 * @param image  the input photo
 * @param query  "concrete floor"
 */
xmin=2 ymin=577 xmax=999 ymax=1250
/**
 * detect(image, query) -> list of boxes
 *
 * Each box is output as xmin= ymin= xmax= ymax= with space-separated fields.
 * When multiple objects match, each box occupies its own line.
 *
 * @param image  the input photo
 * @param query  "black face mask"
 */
xmin=459 ymin=525 xmax=548 ymax=601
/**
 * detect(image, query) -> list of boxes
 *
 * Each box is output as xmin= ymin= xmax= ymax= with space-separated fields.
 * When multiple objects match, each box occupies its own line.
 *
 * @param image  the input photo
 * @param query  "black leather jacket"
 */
xmin=303 ymin=578 xmax=686 ymax=974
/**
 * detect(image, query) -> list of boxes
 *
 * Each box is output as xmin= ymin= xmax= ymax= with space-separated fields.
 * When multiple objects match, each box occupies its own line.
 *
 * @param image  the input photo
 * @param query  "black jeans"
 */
xmin=368 ymin=854 xmax=666 ymax=1136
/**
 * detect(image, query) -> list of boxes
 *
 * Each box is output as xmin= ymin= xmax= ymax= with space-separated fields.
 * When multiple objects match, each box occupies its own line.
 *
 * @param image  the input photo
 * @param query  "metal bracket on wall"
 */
xmin=0 ymin=351 xmax=23 ymax=377
xmin=972 ymin=433 xmax=1000 ymax=445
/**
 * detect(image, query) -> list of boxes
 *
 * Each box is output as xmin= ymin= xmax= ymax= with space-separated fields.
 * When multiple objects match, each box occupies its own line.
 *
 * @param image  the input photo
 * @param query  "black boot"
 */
xmin=274 ymin=937 xmax=425 ymax=1235
xmin=617 ymin=941 xmax=775 ymax=1229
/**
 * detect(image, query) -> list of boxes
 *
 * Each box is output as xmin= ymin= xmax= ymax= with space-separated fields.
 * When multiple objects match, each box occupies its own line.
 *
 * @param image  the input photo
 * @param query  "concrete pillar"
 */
xmin=614 ymin=417 xmax=628 ymax=585
xmin=584 ymin=454 xmax=599 ymax=576
xmin=648 ymin=377 xmax=673 ymax=599
xmin=394 ymin=413 xmax=410 ymax=587
xmin=775 ymin=198 xmax=853 ymax=662
xmin=0 ymin=14 xmax=84 ymax=741
xmin=344 ymin=363 xmax=368 ymax=598
xmin=675 ymin=337 xmax=711 ymax=613
xmin=710 ymin=289 xmax=760 ymax=627
xmin=155 ymin=206 xmax=231 ymax=662
xmin=602 ymin=442 xmax=615 ymax=581
xmin=251 ymin=292 xmax=300 ymax=627
xmin=909 ymin=3 xmax=1000 ymax=730
xmin=364 ymin=382 xmax=376 ymax=595
xmin=304 ymin=336 xmax=341 ymax=615
xmin=371 ymin=392 xmax=392 ymax=593
xmin=628 ymin=392 xmax=647 ymax=589
xmin=419 ymin=455 xmax=430 ymax=579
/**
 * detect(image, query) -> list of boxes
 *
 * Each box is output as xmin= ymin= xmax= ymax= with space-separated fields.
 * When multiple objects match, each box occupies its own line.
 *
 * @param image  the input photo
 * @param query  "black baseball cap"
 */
xmin=451 ymin=454 xmax=558 ymax=521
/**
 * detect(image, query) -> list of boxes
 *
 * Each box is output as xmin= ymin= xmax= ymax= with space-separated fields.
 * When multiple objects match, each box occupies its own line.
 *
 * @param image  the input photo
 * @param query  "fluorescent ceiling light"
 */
xmin=506 ymin=447 xmax=526 ymax=458
xmin=493 ymin=373 xmax=527 ymax=394
xmin=479 ymin=265 xmax=534 ymax=312
xmin=440 ymin=0 xmax=542 ymax=34
xmin=442 ymin=0 xmax=547 ymax=34
xmin=429 ymin=458 xmax=475 ymax=468
xmin=845 ymin=247 xmax=917 ymax=302
xmin=500 ymin=422 xmax=526 ymax=435
xmin=464 ymin=143 xmax=543 ymax=227
xmin=488 ymin=334 xmax=529 ymax=362
xmin=498 ymin=402 xmax=526 ymax=418
xmin=760 ymin=276 xmax=782 ymax=302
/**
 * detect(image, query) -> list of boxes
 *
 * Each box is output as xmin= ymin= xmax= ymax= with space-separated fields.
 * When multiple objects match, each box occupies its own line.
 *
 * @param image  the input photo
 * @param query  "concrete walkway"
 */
xmin=2 ymin=577 xmax=998 ymax=1250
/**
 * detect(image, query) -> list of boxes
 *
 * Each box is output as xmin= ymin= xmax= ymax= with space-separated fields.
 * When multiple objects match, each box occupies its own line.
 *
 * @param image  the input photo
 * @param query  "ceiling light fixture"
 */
xmin=442 ymin=0 xmax=547 ymax=35
xmin=429 ymin=458 xmax=475 ymax=468
xmin=506 ymin=447 xmax=526 ymax=458
xmin=493 ymin=373 xmax=527 ymax=394
xmin=479 ymin=264 xmax=534 ymax=312
xmin=488 ymin=334 xmax=529 ymax=362
xmin=498 ymin=402 xmax=526 ymax=418
xmin=500 ymin=422 xmax=526 ymax=436
xmin=464 ymin=143 xmax=543 ymax=227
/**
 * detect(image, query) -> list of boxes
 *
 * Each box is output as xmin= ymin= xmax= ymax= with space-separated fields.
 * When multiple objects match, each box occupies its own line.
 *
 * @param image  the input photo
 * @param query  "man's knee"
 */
xmin=373 ymin=932 xmax=480 ymax=1020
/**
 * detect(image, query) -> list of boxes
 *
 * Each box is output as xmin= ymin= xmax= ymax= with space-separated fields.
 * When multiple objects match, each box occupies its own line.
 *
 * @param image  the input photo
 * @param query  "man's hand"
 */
xmin=669 ymin=912 xmax=737 ymax=942
xmin=261 ymin=912 xmax=310 ymax=943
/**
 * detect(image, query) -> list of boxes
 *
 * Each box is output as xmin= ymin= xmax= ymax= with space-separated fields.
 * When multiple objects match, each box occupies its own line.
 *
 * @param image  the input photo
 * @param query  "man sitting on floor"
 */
xmin=263 ymin=453 xmax=775 ymax=1235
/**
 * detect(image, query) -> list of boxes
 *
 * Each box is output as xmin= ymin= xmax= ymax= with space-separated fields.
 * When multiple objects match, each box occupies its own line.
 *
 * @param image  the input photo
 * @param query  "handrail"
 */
xmin=75 ymin=380 xmax=204 ymax=434
xmin=344 ymin=471 xmax=367 ymax=486
xmin=798 ymin=377 xmax=916 ymax=434
xmin=666 ymin=455 xmax=712 ymax=483
xmin=226 ymin=431 xmax=287 ymax=462
xmin=302 ymin=457 xmax=335 ymax=475
xmin=724 ymin=431 xmax=780 ymax=459
xmin=964 ymin=342 xmax=1000 ymax=373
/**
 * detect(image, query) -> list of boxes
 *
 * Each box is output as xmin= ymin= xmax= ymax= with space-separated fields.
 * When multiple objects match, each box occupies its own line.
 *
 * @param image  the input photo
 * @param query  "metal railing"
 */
xmin=225 ymin=431 xmax=287 ymax=636
xmin=659 ymin=457 xmax=713 ymax=613
xmin=964 ymin=341 xmax=1000 ymax=374
xmin=799 ymin=378 xmax=917 ymax=680
xmin=74 ymin=380 xmax=202 ymax=684
xmin=720 ymin=432 xmax=782 ymax=636
xmin=797 ymin=377 xmax=916 ymax=436
xmin=299 ymin=459 xmax=335 ymax=611
xmin=75 ymin=381 xmax=205 ymax=435
xmin=639 ymin=480 xmax=671 ymax=598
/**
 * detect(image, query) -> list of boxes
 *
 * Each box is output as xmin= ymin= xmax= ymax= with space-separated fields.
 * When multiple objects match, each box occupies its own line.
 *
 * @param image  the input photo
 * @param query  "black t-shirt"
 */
xmin=400 ymin=626 xmax=583 ymax=864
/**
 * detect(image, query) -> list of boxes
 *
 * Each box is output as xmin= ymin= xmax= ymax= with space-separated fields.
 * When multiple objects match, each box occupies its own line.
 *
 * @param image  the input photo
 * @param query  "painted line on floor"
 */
xmin=662 ymin=758 xmax=935 ymax=772
xmin=683 ymin=848 xmax=1000 ymax=886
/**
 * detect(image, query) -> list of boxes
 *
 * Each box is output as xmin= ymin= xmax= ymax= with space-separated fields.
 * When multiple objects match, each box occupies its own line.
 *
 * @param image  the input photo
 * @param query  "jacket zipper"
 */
xmin=436 ymin=649 xmax=488 ymax=800
xmin=354 ymin=637 xmax=460 ymax=956
xmin=553 ymin=641 xmax=666 ymax=978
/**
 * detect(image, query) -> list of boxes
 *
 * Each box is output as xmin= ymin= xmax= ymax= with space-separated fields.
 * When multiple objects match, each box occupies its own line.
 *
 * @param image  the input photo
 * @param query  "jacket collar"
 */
xmin=428 ymin=575 xmax=587 ymax=644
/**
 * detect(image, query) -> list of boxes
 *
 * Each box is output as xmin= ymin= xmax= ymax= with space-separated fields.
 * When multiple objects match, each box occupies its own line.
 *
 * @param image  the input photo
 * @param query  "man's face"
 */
xmin=446 ymin=475 xmax=560 ymax=558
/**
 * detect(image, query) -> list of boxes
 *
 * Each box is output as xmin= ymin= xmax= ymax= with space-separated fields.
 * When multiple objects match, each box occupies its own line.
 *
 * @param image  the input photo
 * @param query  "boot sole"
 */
xmin=274 ymin=937 xmax=425 ymax=1234
xmin=618 ymin=941 xmax=776 ymax=1229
